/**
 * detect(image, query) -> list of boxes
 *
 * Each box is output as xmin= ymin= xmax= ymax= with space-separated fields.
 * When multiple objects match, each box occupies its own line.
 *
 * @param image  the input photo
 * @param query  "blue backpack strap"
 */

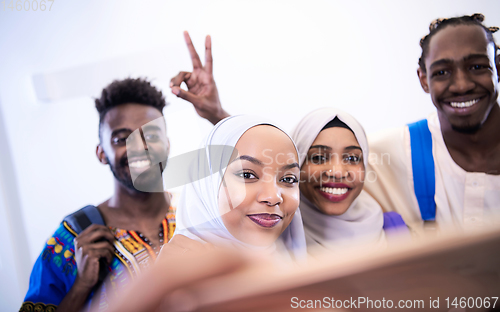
xmin=407 ymin=119 xmax=436 ymax=221
xmin=63 ymin=205 xmax=105 ymax=234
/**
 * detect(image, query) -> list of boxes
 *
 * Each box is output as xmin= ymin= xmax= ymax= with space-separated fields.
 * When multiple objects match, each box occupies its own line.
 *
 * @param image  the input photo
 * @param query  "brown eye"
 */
xmin=310 ymin=154 xmax=326 ymax=165
xmin=280 ymin=176 xmax=298 ymax=185
xmin=470 ymin=64 xmax=488 ymax=70
xmin=433 ymin=70 xmax=447 ymax=77
xmin=112 ymin=137 xmax=127 ymax=145
xmin=344 ymin=154 xmax=360 ymax=164
xmin=236 ymin=171 xmax=258 ymax=180
xmin=145 ymin=134 xmax=160 ymax=141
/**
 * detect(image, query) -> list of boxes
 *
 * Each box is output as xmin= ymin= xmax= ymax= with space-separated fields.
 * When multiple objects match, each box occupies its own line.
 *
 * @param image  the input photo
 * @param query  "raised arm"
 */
xmin=103 ymin=236 xmax=247 ymax=312
xmin=170 ymin=31 xmax=230 ymax=125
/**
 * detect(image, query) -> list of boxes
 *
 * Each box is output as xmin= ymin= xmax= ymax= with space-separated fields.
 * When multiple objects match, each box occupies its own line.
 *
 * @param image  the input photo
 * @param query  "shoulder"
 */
xmin=367 ymin=125 xmax=411 ymax=176
xmin=168 ymin=234 xmax=203 ymax=250
xmin=22 ymin=222 xmax=78 ymax=308
xmin=39 ymin=222 xmax=78 ymax=276
xmin=365 ymin=125 xmax=421 ymax=218
xmin=158 ymin=234 xmax=213 ymax=261
xmin=368 ymin=126 xmax=408 ymax=156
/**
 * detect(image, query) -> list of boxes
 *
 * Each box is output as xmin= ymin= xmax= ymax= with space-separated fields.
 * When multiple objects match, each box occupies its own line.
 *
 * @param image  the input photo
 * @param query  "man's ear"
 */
xmin=96 ymin=144 xmax=108 ymax=164
xmin=417 ymin=67 xmax=430 ymax=93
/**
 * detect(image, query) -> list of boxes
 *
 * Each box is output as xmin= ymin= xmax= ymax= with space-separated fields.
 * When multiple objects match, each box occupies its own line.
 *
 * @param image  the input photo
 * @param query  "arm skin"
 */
xmin=56 ymin=224 xmax=115 ymax=312
xmin=103 ymin=235 xmax=247 ymax=312
xmin=170 ymin=31 xmax=230 ymax=125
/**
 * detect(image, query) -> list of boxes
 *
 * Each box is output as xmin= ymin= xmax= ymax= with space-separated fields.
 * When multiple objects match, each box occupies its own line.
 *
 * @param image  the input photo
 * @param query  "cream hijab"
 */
xmin=291 ymin=108 xmax=385 ymax=252
xmin=174 ymin=115 xmax=307 ymax=260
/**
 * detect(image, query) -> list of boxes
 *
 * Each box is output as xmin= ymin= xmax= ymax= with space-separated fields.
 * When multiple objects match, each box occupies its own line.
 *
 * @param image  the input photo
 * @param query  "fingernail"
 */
xmin=170 ymin=82 xmax=173 ymax=87
xmin=172 ymin=88 xmax=180 ymax=96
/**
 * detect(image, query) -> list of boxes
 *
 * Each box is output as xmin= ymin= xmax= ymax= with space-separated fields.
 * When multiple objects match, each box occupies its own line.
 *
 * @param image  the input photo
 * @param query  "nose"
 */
xmin=127 ymin=130 xmax=148 ymax=154
xmin=323 ymin=159 xmax=348 ymax=180
xmin=449 ymin=68 xmax=475 ymax=94
xmin=257 ymin=178 xmax=283 ymax=206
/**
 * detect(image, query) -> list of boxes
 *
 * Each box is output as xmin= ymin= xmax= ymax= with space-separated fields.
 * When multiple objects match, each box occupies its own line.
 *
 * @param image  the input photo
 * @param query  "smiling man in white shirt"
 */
xmin=364 ymin=14 xmax=500 ymax=234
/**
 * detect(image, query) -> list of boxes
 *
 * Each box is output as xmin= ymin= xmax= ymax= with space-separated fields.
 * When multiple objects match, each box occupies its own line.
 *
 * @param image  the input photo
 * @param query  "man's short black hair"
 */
xmin=418 ymin=13 xmax=499 ymax=73
xmin=95 ymin=77 xmax=167 ymax=140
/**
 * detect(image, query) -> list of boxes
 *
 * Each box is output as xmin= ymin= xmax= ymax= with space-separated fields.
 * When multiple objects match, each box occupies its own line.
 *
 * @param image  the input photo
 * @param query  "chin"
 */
xmin=243 ymin=232 xmax=280 ymax=247
xmin=450 ymin=120 xmax=483 ymax=134
xmin=132 ymin=168 xmax=164 ymax=192
xmin=133 ymin=180 xmax=164 ymax=193
xmin=318 ymin=201 xmax=351 ymax=216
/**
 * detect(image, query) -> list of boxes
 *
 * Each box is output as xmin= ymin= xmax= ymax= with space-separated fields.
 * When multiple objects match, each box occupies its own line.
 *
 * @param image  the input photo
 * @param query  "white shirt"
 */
xmin=365 ymin=112 xmax=500 ymax=235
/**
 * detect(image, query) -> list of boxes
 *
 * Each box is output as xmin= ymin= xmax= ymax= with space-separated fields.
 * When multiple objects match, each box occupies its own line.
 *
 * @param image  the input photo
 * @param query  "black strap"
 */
xmin=63 ymin=205 xmax=109 ymax=285
xmin=63 ymin=205 xmax=105 ymax=234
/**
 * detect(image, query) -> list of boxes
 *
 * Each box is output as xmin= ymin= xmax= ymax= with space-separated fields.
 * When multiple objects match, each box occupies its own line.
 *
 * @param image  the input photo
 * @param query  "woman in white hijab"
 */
xmin=105 ymin=115 xmax=306 ymax=312
xmin=169 ymin=115 xmax=307 ymax=261
xmin=291 ymin=107 xmax=385 ymax=253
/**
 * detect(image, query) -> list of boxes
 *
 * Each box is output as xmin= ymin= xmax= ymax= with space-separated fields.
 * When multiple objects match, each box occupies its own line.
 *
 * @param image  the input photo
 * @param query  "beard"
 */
xmin=107 ymin=155 xmax=137 ymax=192
xmin=107 ymin=154 xmax=167 ymax=193
xmin=450 ymin=120 xmax=482 ymax=134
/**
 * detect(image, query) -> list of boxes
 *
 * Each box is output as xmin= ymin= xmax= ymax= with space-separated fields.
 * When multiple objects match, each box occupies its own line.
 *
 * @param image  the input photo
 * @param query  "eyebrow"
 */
xmin=141 ymin=125 xmax=163 ymax=132
xmin=232 ymin=155 xmax=299 ymax=171
xmin=309 ymin=145 xmax=331 ymax=151
xmin=344 ymin=146 xmax=362 ymax=152
xmin=232 ymin=155 xmax=263 ymax=166
xmin=463 ymin=53 xmax=490 ymax=62
xmin=309 ymin=145 xmax=362 ymax=152
xmin=281 ymin=162 xmax=300 ymax=170
xmin=111 ymin=128 xmax=132 ymax=137
xmin=429 ymin=53 xmax=490 ymax=70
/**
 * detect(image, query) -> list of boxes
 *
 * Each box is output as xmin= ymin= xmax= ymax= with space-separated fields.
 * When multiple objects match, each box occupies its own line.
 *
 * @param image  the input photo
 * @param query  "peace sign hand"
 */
xmin=170 ymin=31 xmax=229 ymax=125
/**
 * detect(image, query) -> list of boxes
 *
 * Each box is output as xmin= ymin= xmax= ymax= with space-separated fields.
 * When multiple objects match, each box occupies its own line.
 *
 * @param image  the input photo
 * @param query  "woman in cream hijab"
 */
xmin=291 ymin=107 xmax=385 ymax=253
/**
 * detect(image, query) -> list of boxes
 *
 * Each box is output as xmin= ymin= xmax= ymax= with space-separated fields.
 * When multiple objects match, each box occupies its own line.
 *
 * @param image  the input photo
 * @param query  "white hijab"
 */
xmin=174 ymin=115 xmax=307 ymax=260
xmin=290 ymin=108 xmax=385 ymax=252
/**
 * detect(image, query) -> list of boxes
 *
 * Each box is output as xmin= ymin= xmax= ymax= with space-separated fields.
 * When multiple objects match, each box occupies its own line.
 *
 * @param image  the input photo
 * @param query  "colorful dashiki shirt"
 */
xmin=20 ymin=208 xmax=176 ymax=312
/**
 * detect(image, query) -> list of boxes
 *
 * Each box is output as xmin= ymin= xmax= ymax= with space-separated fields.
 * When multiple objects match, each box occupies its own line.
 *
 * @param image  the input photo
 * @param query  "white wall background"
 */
xmin=1 ymin=0 xmax=499 ymax=310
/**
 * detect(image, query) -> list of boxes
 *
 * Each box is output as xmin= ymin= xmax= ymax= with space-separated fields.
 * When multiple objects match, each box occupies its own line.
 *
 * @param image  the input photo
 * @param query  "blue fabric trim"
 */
xmin=408 ymin=119 xmax=436 ymax=221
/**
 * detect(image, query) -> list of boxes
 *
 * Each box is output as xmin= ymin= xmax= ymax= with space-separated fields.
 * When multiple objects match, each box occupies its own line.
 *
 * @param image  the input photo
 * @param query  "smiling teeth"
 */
xmin=320 ymin=187 xmax=348 ymax=195
xmin=450 ymin=99 xmax=479 ymax=108
xmin=129 ymin=160 xmax=151 ymax=168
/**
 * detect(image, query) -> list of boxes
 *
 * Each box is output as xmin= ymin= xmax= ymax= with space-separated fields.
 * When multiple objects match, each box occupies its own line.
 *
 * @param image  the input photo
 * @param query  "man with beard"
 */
xmin=364 ymin=14 xmax=500 ymax=235
xmin=20 ymin=78 xmax=177 ymax=312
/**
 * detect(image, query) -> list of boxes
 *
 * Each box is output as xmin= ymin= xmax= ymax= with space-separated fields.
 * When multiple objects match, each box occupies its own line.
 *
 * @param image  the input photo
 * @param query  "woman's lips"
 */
xmin=317 ymin=183 xmax=351 ymax=202
xmin=247 ymin=214 xmax=282 ymax=228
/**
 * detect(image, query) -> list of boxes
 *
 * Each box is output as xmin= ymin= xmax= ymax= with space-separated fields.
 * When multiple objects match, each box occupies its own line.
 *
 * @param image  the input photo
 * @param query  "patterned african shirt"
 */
xmin=19 ymin=207 xmax=176 ymax=312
